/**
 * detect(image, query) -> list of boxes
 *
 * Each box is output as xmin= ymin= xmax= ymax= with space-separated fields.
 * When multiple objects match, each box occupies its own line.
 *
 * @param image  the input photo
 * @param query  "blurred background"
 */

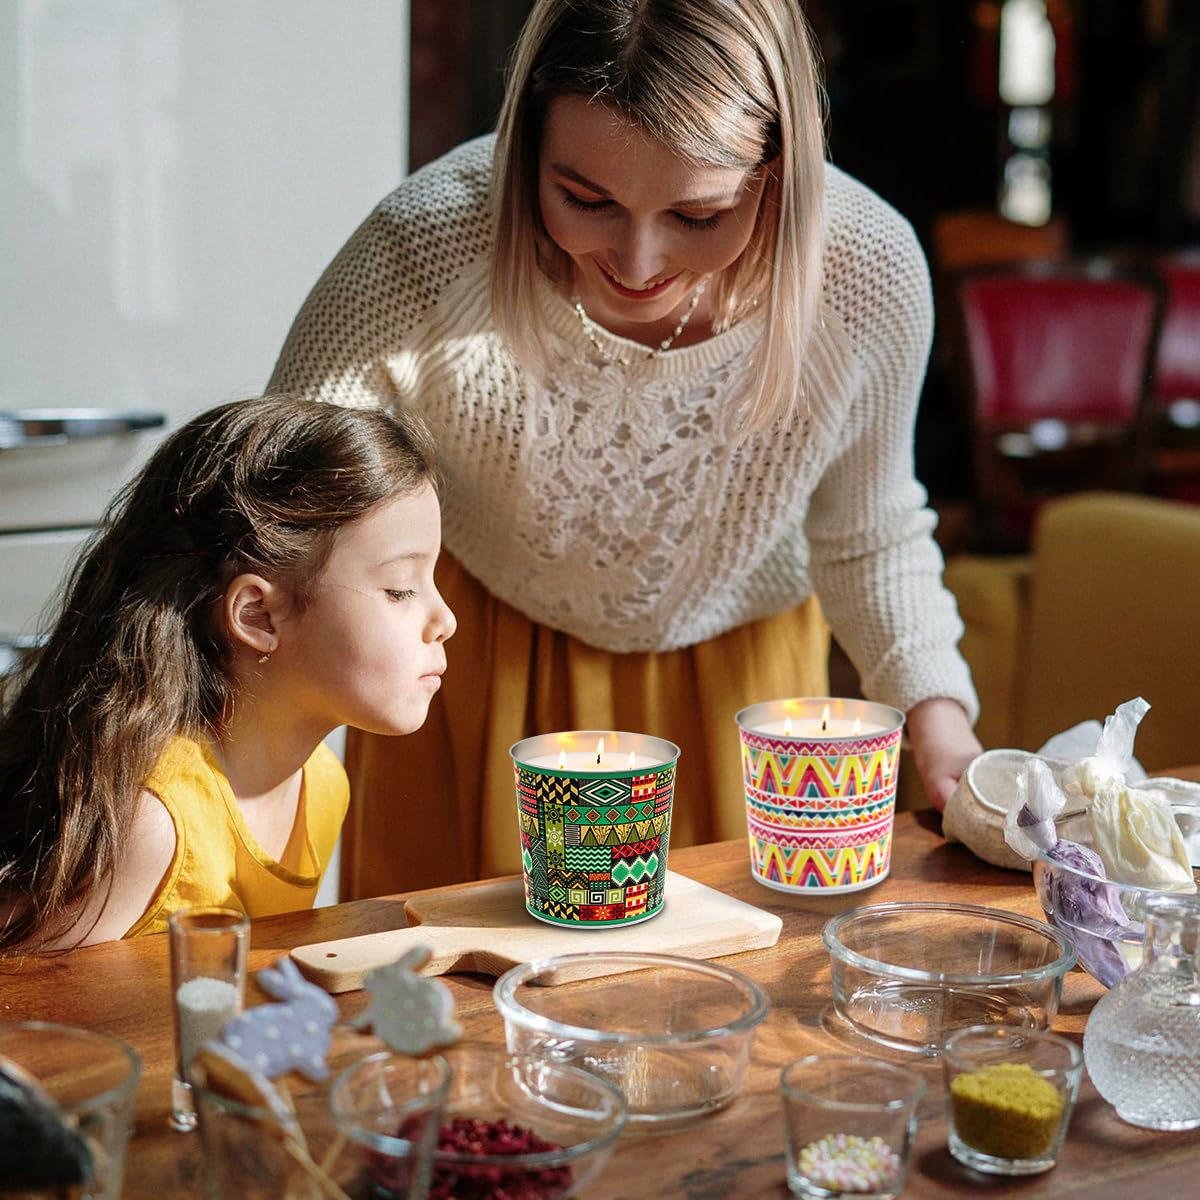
xmin=406 ymin=0 xmax=1200 ymax=549
xmin=2 ymin=0 xmax=1199 ymax=803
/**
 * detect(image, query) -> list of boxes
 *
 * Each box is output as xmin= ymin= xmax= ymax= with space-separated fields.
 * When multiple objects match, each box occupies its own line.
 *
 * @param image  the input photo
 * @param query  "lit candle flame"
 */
xmin=626 ymin=751 xmax=636 ymax=769
xmin=557 ymin=750 xmax=567 ymax=769
xmin=596 ymin=737 xmax=605 ymax=765
xmin=820 ymin=703 xmax=830 ymax=732
xmin=784 ymin=716 xmax=793 ymax=737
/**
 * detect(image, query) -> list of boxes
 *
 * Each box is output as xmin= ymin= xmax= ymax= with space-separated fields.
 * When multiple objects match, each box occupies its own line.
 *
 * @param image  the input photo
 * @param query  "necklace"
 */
xmin=572 ymin=278 xmax=708 ymax=367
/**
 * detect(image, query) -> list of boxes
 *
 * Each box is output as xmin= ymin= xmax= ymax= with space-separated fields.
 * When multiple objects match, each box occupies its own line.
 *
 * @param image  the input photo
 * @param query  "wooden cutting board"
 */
xmin=291 ymin=871 xmax=782 ymax=993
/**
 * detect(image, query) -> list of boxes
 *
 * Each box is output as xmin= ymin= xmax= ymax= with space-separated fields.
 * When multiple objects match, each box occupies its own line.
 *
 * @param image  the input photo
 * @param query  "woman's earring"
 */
xmin=257 ymin=653 xmax=271 ymax=665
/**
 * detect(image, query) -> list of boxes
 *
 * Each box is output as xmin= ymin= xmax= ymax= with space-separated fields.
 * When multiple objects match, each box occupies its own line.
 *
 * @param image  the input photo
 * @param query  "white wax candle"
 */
xmin=754 ymin=716 xmax=885 ymax=738
xmin=524 ymin=751 xmax=663 ymax=772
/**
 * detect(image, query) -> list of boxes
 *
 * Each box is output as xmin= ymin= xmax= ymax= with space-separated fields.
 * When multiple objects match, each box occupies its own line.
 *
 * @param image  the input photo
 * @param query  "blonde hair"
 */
xmin=491 ymin=0 xmax=828 ymax=430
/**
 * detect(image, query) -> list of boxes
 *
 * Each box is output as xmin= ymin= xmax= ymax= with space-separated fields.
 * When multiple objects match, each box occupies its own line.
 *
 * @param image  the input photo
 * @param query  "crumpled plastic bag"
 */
xmin=1057 ymin=696 xmax=1150 ymax=800
xmin=1089 ymin=776 xmax=1196 ymax=893
xmin=1040 ymin=698 xmax=1194 ymax=891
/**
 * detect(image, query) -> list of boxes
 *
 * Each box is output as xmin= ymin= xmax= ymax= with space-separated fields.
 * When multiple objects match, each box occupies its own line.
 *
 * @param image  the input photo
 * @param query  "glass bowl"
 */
xmin=822 ymin=902 xmax=1076 ymax=1055
xmin=334 ymin=1043 xmax=628 ymax=1200
xmin=1032 ymin=786 xmax=1200 ymax=988
xmin=493 ymin=952 xmax=770 ymax=1124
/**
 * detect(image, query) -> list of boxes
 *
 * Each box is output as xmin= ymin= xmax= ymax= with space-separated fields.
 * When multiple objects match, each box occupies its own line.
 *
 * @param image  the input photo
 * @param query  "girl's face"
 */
xmin=274 ymin=483 xmax=456 ymax=738
xmin=538 ymin=94 xmax=768 ymax=344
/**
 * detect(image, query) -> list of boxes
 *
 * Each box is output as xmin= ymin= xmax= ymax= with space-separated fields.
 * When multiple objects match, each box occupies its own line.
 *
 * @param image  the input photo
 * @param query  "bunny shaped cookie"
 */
xmin=218 ymin=957 xmax=338 ymax=1082
xmin=353 ymin=946 xmax=462 ymax=1055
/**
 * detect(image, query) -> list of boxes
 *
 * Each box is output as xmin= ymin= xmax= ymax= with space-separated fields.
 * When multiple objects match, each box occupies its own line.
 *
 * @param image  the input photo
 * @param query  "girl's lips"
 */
xmin=596 ymin=264 xmax=680 ymax=300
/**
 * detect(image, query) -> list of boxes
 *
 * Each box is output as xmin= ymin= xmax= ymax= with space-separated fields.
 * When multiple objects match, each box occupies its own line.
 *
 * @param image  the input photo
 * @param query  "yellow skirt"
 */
xmin=340 ymin=555 xmax=830 ymax=899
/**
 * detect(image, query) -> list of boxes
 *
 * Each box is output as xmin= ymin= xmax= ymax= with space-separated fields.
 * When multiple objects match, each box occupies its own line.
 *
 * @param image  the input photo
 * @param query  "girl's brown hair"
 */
xmin=491 ymin=0 xmax=828 ymax=431
xmin=0 ymin=396 xmax=436 ymax=951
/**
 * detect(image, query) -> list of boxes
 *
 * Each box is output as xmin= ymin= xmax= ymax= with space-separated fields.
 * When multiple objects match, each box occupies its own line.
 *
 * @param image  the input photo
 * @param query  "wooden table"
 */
xmin=4 ymin=811 xmax=1198 ymax=1198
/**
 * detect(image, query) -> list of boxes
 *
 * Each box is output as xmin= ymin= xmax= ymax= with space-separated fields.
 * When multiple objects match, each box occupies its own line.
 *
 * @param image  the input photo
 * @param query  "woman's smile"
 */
xmin=538 ymin=94 xmax=767 ymax=347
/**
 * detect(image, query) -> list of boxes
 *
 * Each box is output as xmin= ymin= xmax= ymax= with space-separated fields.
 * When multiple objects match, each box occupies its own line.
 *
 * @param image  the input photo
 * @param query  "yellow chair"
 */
xmin=943 ymin=492 xmax=1200 ymax=771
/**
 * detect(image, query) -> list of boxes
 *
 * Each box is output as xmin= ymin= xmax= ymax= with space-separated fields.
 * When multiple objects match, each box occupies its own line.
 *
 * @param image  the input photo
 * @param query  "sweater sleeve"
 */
xmin=805 ymin=172 xmax=979 ymax=723
xmin=267 ymin=137 xmax=495 ymax=407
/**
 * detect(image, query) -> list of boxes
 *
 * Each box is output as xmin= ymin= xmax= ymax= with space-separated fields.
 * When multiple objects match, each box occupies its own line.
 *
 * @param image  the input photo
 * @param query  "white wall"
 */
xmin=1 ymin=0 xmax=410 ymax=532
xmin=2 ymin=0 xmax=412 ymax=907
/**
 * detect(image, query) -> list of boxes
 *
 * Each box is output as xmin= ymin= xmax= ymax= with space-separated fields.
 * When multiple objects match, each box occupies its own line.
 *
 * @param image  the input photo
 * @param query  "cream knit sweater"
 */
xmin=269 ymin=136 xmax=978 ymax=721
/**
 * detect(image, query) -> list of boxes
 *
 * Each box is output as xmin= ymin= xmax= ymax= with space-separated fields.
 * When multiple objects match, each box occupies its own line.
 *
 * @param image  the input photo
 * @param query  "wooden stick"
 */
xmin=318 ymin=1132 xmax=347 ymax=1177
xmin=283 ymin=1137 xmax=353 ymax=1200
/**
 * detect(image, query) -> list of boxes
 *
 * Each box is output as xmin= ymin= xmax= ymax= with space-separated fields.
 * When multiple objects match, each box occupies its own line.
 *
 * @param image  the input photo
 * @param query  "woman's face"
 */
xmin=538 ymin=94 xmax=767 ymax=342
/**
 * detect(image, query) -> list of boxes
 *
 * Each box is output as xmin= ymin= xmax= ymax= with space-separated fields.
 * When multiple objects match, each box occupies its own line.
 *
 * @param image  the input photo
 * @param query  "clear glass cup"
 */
xmin=328 ymin=1051 xmax=454 ymax=1200
xmin=0 ymin=1021 xmax=141 ymax=1199
xmin=942 ymin=1024 xmax=1082 ymax=1175
xmin=167 ymin=905 xmax=249 ymax=1132
xmin=780 ymin=1054 xmax=924 ymax=1199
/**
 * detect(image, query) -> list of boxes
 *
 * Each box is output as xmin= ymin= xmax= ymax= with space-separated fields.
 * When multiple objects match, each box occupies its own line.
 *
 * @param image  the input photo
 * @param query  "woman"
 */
xmin=269 ymin=0 xmax=981 ymax=897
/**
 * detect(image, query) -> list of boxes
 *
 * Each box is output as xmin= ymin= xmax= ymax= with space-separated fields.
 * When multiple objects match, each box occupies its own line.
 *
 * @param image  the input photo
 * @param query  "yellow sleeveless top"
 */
xmin=123 ymin=736 xmax=349 ymax=938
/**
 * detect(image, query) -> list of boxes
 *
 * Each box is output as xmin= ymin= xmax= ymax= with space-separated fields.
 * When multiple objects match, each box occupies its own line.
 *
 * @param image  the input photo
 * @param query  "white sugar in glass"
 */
xmin=167 ymin=907 xmax=249 ymax=1133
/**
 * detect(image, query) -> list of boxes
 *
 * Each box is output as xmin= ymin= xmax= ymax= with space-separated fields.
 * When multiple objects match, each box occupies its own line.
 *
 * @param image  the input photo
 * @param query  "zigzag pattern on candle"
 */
xmin=747 ymin=820 xmax=893 ymax=850
xmin=744 ymin=786 xmax=894 ymax=813
xmin=564 ymin=845 xmax=613 ymax=871
xmin=749 ymin=836 xmax=891 ymax=889
xmin=745 ymin=793 xmax=894 ymax=830
xmin=740 ymin=745 xmax=897 ymax=797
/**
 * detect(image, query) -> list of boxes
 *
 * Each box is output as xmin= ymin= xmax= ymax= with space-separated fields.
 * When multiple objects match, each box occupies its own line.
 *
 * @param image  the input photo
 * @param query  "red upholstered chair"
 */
xmin=951 ymin=260 xmax=1165 ymax=552
xmin=1148 ymin=252 xmax=1200 ymax=502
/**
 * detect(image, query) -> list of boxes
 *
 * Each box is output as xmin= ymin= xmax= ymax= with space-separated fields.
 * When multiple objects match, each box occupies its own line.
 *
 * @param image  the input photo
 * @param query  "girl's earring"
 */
xmin=257 ymin=653 xmax=271 ymax=665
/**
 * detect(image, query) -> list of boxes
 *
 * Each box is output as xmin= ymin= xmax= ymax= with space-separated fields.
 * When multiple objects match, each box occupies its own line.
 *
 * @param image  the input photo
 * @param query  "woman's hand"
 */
xmin=906 ymin=698 xmax=981 ymax=813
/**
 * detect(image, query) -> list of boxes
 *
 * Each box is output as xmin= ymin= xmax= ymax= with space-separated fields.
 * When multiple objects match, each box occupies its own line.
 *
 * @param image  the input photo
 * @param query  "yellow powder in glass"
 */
xmin=950 ymin=1062 xmax=1064 ymax=1159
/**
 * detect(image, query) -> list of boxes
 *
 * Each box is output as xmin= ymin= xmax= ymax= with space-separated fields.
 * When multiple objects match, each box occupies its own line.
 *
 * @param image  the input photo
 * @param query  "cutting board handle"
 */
xmin=291 ymin=926 xmax=512 ymax=993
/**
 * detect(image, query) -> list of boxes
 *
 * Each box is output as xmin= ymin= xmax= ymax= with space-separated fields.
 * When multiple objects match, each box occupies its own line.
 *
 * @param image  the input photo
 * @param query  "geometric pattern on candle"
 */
xmin=610 ymin=853 xmax=659 ymax=885
xmin=654 ymin=767 xmax=675 ymax=816
xmin=611 ymin=836 xmax=661 ymax=858
xmin=748 ymin=833 xmax=892 ymax=889
xmin=572 ymin=817 xmax=669 ymax=844
xmin=744 ymin=785 xmax=894 ymax=813
xmin=744 ymin=794 xmax=894 ymax=830
xmin=740 ymin=745 xmax=898 ymax=798
xmin=750 ymin=819 xmax=892 ymax=851
xmin=740 ymin=727 xmax=898 ymax=893
xmin=514 ymin=761 xmax=674 ymax=927
xmin=564 ymin=799 xmax=655 ymax=824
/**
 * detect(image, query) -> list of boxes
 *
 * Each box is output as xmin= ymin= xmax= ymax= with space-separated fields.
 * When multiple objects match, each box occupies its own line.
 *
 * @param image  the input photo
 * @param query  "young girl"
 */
xmin=0 ymin=396 xmax=455 ymax=951
xmin=270 ymin=0 xmax=982 ymax=897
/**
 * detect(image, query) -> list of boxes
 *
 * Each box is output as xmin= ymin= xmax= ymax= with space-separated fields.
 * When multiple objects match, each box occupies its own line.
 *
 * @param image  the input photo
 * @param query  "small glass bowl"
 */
xmin=822 ymin=902 xmax=1076 ymax=1055
xmin=429 ymin=1044 xmax=627 ymax=1199
xmin=1033 ymin=786 xmax=1200 ymax=988
xmin=493 ymin=951 xmax=770 ymax=1124
xmin=942 ymin=1025 xmax=1082 ymax=1176
xmin=780 ymin=1055 xmax=925 ymax=1200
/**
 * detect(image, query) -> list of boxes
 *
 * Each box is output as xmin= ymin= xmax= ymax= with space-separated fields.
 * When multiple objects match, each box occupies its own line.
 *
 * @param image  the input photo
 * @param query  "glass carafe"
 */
xmin=1083 ymin=892 xmax=1200 ymax=1130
